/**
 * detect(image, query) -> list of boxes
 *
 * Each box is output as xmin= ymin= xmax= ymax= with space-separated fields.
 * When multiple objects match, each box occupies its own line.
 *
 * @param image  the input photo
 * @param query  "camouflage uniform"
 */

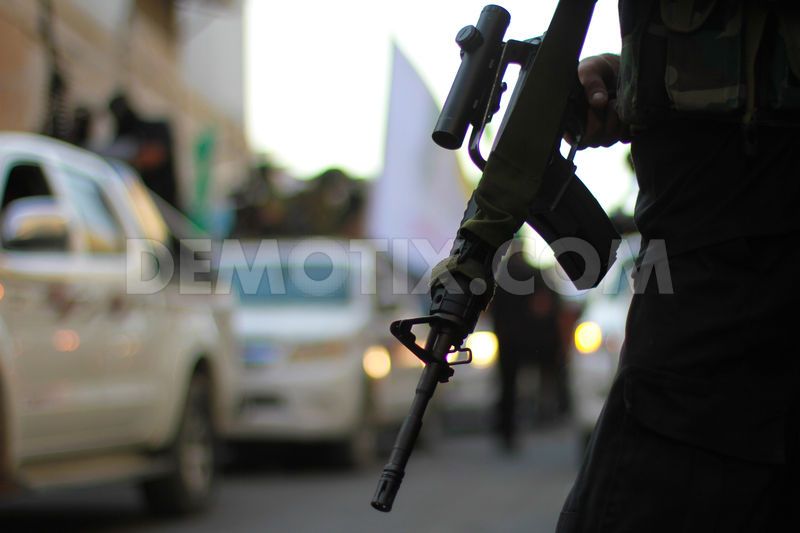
xmin=558 ymin=1 xmax=800 ymax=531
xmin=618 ymin=0 xmax=800 ymax=127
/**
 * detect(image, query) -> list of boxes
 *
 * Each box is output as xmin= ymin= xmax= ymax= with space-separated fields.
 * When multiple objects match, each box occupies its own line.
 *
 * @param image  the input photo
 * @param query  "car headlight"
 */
xmin=391 ymin=341 xmax=425 ymax=369
xmin=464 ymin=331 xmax=498 ymax=369
xmin=574 ymin=321 xmax=603 ymax=354
xmin=362 ymin=345 xmax=391 ymax=379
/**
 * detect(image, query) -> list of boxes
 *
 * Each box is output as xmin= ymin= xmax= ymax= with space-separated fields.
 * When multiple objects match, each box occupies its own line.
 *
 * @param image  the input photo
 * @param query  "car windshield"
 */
xmin=224 ymin=262 xmax=351 ymax=306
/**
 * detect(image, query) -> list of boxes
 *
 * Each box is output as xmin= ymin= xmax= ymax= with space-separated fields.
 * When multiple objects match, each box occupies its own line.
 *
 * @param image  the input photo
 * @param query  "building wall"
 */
xmin=179 ymin=0 xmax=245 ymax=126
xmin=0 ymin=0 xmax=249 ymax=215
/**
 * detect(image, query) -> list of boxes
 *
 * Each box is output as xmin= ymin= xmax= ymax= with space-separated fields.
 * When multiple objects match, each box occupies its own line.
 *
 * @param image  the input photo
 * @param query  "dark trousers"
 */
xmin=557 ymin=234 xmax=800 ymax=532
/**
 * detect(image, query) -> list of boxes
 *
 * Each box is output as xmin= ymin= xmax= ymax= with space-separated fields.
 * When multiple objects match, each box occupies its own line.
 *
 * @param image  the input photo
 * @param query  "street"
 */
xmin=0 ymin=425 xmax=580 ymax=533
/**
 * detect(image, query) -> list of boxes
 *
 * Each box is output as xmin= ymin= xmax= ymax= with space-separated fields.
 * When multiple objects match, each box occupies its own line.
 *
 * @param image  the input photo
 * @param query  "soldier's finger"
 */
xmin=578 ymin=56 xmax=612 ymax=110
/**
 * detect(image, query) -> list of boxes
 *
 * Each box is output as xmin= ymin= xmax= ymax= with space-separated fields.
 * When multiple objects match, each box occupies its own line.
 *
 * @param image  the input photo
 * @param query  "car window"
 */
xmin=226 ymin=262 xmax=351 ymax=306
xmin=109 ymin=162 xmax=170 ymax=243
xmin=122 ymin=172 xmax=170 ymax=243
xmin=0 ymin=161 xmax=72 ymax=252
xmin=1 ymin=162 xmax=54 ymax=209
xmin=62 ymin=168 xmax=126 ymax=254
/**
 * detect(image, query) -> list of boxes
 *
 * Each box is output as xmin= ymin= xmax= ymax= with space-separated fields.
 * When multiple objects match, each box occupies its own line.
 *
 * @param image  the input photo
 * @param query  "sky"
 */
xmin=245 ymin=0 xmax=635 ymax=212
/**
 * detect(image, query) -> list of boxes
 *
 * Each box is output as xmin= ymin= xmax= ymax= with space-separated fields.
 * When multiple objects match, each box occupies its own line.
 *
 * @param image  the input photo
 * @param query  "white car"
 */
xmin=0 ymin=133 xmax=237 ymax=514
xmin=220 ymin=239 xmax=424 ymax=465
xmin=568 ymin=234 xmax=640 ymax=447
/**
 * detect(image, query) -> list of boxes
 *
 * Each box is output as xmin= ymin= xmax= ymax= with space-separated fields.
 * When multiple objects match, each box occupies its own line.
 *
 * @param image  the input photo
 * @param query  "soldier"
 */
xmin=108 ymin=93 xmax=180 ymax=211
xmin=557 ymin=1 xmax=800 ymax=531
xmin=490 ymin=244 xmax=564 ymax=452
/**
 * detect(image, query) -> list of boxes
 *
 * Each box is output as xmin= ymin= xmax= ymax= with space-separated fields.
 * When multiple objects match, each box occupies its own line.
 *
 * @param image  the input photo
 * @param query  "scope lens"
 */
xmin=432 ymin=130 xmax=462 ymax=150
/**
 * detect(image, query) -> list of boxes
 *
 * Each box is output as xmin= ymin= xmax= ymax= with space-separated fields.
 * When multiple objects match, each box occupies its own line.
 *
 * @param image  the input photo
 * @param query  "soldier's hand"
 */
xmin=575 ymin=53 xmax=630 ymax=148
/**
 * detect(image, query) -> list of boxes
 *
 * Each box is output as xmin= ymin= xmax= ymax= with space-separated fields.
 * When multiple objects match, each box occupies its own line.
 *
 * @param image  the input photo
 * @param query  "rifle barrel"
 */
xmin=370 ymin=331 xmax=452 ymax=512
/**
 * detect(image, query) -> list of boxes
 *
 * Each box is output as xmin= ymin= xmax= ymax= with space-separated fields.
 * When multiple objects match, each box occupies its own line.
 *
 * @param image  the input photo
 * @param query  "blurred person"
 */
xmin=108 ymin=92 xmax=179 ymax=210
xmin=230 ymin=160 xmax=288 ymax=237
xmin=556 ymin=2 xmax=800 ymax=532
xmin=532 ymin=268 xmax=569 ymax=425
xmin=490 ymin=241 xmax=563 ymax=452
xmin=286 ymin=168 xmax=365 ymax=236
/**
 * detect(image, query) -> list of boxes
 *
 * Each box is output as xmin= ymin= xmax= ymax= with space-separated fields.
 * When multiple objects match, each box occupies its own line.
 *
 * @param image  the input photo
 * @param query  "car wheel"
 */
xmin=141 ymin=373 xmax=216 ymax=515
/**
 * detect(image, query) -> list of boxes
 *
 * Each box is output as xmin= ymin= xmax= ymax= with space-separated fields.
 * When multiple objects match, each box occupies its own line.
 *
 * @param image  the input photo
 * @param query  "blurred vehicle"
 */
xmin=436 ymin=321 xmax=500 ymax=433
xmin=0 ymin=133 xmax=237 ymax=514
xmin=220 ymin=239 xmax=423 ymax=466
xmin=568 ymin=234 xmax=640 ymax=448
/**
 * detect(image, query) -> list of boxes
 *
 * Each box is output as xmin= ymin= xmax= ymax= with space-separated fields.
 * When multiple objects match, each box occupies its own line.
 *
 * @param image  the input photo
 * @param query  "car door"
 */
xmin=57 ymin=163 xmax=162 ymax=445
xmin=0 ymin=154 xmax=108 ymax=457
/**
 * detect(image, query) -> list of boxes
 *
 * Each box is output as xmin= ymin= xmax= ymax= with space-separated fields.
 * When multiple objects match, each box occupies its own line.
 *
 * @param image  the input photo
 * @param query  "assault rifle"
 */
xmin=371 ymin=1 xmax=618 ymax=513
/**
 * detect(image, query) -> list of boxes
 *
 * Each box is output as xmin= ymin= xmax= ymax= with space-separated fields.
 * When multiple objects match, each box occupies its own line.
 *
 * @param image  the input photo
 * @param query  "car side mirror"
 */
xmin=0 ymin=196 xmax=70 ymax=251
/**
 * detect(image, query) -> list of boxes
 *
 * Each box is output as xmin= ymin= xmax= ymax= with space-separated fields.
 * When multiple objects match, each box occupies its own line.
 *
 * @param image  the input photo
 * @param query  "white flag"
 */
xmin=366 ymin=43 xmax=469 ymax=276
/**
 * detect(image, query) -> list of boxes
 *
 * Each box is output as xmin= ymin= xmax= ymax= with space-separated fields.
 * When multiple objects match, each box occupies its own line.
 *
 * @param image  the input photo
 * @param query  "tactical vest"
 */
xmin=617 ymin=0 xmax=800 ymax=128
